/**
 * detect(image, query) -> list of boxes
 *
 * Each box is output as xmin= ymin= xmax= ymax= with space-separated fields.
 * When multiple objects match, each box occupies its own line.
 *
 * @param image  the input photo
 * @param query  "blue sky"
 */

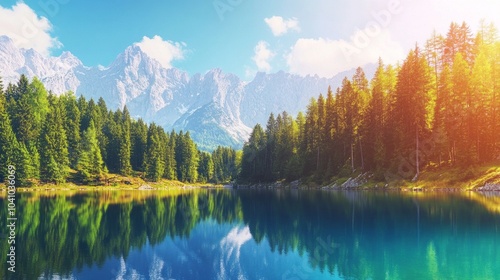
xmin=1 ymin=0 xmax=499 ymax=79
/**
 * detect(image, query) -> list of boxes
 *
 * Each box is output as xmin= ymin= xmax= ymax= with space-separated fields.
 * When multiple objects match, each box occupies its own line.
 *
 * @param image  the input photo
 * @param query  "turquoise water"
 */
xmin=1 ymin=190 xmax=499 ymax=279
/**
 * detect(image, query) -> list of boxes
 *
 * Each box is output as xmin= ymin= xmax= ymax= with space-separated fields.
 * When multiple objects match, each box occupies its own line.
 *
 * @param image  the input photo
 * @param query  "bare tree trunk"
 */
xmin=317 ymin=146 xmax=320 ymax=172
xmin=413 ymin=125 xmax=420 ymax=182
xmin=492 ymin=89 xmax=497 ymax=159
xmin=351 ymin=142 xmax=354 ymax=173
xmin=358 ymin=135 xmax=365 ymax=171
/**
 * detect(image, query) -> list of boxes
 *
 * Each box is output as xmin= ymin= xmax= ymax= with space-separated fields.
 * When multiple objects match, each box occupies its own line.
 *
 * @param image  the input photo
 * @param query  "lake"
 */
xmin=1 ymin=189 xmax=500 ymax=280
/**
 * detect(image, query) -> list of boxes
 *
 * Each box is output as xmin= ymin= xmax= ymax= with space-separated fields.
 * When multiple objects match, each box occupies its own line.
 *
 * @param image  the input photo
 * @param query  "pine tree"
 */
xmin=303 ymin=97 xmax=319 ymax=176
xmin=470 ymin=46 xmax=494 ymax=162
xmin=337 ymin=77 xmax=364 ymax=173
xmin=425 ymin=30 xmax=445 ymax=79
xmin=492 ymin=39 xmax=500 ymax=157
xmin=102 ymin=111 xmax=120 ymax=172
xmin=13 ymin=142 xmax=35 ymax=186
xmin=316 ymin=94 xmax=327 ymax=175
xmin=434 ymin=64 xmax=453 ymax=165
xmin=352 ymin=67 xmax=369 ymax=171
xmin=130 ymin=119 xmax=148 ymax=171
xmin=292 ymin=111 xmax=306 ymax=179
xmin=28 ymin=77 xmax=50 ymax=136
xmin=264 ymin=113 xmax=277 ymax=181
xmin=275 ymin=111 xmax=295 ymax=180
xmin=363 ymin=58 xmax=388 ymax=173
xmin=444 ymin=22 xmax=461 ymax=66
xmin=163 ymin=130 xmax=177 ymax=180
xmin=76 ymin=120 xmax=105 ymax=183
xmin=0 ymin=88 xmax=19 ymax=182
xmin=197 ymin=151 xmax=214 ymax=183
xmin=40 ymin=95 xmax=70 ymax=183
xmin=240 ymin=124 xmax=266 ymax=181
xmin=451 ymin=52 xmax=473 ymax=165
xmin=212 ymin=146 xmax=238 ymax=183
xmin=81 ymin=98 xmax=108 ymax=164
xmin=185 ymin=132 xmax=199 ymax=183
xmin=391 ymin=47 xmax=434 ymax=178
xmin=60 ymin=92 xmax=81 ymax=169
xmin=10 ymin=75 xmax=36 ymax=144
xmin=444 ymin=22 xmax=475 ymax=66
xmin=77 ymin=95 xmax=88 ymax=121
xmin=175 ymin=132 xmax=199 ymax=183
xmin=27 ymin=143 xmax=40 ymax=180
xmin=477 ymin=20 xmax=498 ymax=46
xmin=119 ymin=106 xmax=132 ymax=175
xmin=322 ymin=87 xmax=337 ymax=174
xmin=144 ymin=124 xmax=164 ymax=182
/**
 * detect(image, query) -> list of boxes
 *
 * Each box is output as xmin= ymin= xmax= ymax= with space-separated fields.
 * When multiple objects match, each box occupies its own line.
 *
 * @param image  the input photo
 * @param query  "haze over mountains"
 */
xmin=0 ymin=35 xmax=373 ymax=150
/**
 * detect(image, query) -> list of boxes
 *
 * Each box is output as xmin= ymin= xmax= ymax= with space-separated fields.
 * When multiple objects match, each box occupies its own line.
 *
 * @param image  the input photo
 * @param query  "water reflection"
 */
xmin=0 ymin=190 xmax=499 ymax=279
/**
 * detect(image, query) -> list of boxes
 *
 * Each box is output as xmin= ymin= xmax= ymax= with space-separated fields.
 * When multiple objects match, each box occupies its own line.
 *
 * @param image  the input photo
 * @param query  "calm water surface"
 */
xmin=1 ymin=190 xmax=499 ymax=280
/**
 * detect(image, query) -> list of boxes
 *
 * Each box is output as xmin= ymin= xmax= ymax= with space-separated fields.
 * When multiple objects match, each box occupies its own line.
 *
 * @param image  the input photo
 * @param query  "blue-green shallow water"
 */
xmin=1 ymin=190 xmax=499 ymax=280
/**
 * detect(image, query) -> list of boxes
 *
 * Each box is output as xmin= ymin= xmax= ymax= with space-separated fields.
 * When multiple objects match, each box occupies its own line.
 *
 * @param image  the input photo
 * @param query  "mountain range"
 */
xmin=0 ymin=35 xmax=374 ymax=150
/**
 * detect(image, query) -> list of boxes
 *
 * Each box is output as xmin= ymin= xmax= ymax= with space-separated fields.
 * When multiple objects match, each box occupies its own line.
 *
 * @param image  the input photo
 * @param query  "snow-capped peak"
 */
xmin=59 ymin=51 xmax=82 ymax=68
xmin=0 ymin=35 xmax=362 ymax=150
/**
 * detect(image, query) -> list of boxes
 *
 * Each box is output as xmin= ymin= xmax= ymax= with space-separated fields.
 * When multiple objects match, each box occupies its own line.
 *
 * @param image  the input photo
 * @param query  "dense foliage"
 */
xmin=240 ymin=21 xmax=500 ymax=183
xmin=0 ymin=77 xmax=239 ymax=185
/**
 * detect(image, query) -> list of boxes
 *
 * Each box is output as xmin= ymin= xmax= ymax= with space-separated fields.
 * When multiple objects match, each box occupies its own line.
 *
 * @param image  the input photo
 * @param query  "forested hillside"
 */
xmin=240 ymin=21 xmax=500 ymax=183
xmin=0 ymin=75 xmax=239 ymax=186
xmin=2 ymin=21 xmax=499 ymax=187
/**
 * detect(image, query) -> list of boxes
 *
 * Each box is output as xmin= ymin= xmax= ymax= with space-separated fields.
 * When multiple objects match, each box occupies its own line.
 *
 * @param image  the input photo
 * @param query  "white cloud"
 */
xmin=252 ymin=41 xmax=275 ymax=72
xmin=0 ymin=3 xmax=61 ymax=55
xmin=218 ymin=226 xmax=252 ymax=280
xmin=135 ymin=35 xmax=186 ymax=69
xmin=286 ymin=28 xmax=405 ymax=78
xmin=264 ymin=16 xmax=300 ymax=37
xmin=221 ymin=226 xmax=252 ymax=260
xmin=149 ymin=254 xmax=165 ymax=280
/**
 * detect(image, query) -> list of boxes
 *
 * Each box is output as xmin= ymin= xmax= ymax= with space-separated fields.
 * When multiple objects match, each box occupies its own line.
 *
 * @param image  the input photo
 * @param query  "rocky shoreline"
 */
xmin=232 ymin=172 xmax=500 ymax=192
xmin=477 ymin=183 xmax=500 ymax=191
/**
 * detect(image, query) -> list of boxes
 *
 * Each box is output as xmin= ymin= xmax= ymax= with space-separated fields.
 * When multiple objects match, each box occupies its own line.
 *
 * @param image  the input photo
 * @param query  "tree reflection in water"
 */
xmin=0 ymin=190 xmax=499 ymax=280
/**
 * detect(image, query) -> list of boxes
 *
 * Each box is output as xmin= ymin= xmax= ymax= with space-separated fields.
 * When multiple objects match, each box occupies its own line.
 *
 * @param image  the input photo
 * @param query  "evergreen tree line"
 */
xmin=0 ymin=76 xmax=239 ymax=186
xmin=240 ymin=21 xmax=500 ymax=183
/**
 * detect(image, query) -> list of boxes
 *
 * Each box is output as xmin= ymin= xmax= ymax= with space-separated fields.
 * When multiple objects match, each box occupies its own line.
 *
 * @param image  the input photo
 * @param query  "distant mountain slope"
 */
xmin=0 ymin=35 xmax=375 ymax=150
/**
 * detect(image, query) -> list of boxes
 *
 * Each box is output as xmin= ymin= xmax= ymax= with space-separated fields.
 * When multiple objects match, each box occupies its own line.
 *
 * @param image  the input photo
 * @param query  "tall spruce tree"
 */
xmin=391 ymin=46 xmax=434 ymax=179
xmin=144 ymin=124 xmax=164 ymax=182
xmin=363 ymin=59 xmax=388 ymax=173
xmin=60 ymin=92 xmax=81 ymax=169
xmin=303 ymin=97 xmax=319 ymax=176
xmin=197 ymin=151 xmax=214 ymax=183
xmin=163 ymin=130 xmax=177 ymax=180
xmin=119 ymin=106 xmax=132 ymax=175
xmin=470 ymin=46 xmax=494 ymax=162
xmin=0 ymin=85 xmax=19 ymax=182
xmin=175 ymin=132 xmax=198 ymax=183
xmin=10 ymin=75 xmax=36 ymax=145
xmin=76 ymin=120 xmax=105 ymax=183
xmin=40 ymin=94 xmax=70 ymax=183
xmin=240 ymin=124 xmax=266 ymax=181
xmin=451 ymin=52 xmax=472 ymax=165
xmin=130 ymin=119 xmax=148 ymax=171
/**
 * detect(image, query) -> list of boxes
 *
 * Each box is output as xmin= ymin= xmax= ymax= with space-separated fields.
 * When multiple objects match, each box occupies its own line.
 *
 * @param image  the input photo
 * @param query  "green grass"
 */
xmin=1 ymin=169 xmax=215 ymax=193
xmin=389 ymin=161 xmax=500 ymax=190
